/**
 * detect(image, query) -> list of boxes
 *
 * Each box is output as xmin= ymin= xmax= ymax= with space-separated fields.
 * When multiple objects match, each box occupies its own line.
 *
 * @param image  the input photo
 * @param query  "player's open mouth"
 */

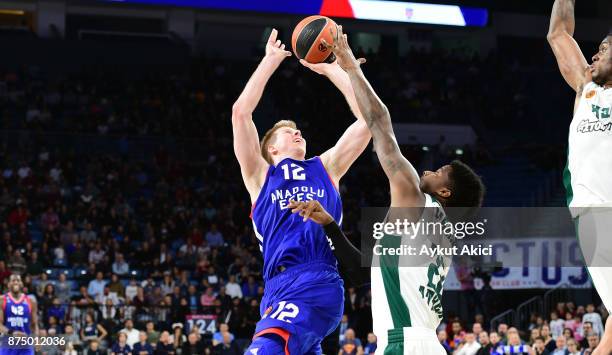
xmin=294 ymin=138 xmax=302 ymax=143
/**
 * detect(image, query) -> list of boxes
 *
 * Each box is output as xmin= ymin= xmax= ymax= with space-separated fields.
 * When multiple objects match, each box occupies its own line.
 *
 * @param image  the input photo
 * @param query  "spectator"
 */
xmin=111 ymin=332 xmax=132 ymax=355
xmin=584 ymin=334 xmax=599 ymax=355
xmin=80 ymin=222 xmax=98 ymax=244
xmin=121 ymin=319 xmax=141 ymax=348
xmin=579 ymin=322 xmax=594 ymax=349
xmin=454 ymin=332 xmax=481 ymax=355
xmin=132 ymin=331 xmax=154 ymax=355
xmin=200 ymin=287 xmax=216 ymax=308
xmin=212 ymin=323 xmax=234 ymax=346
xmin=225 ymin=275 xmax=242 ymax=299
xmin=170 ymin=323 xmax=186 ymax=351
xmin=541 ymin=325 xmax=555 ymax=353
xmin=205 ymin=224 xmax=224 ymax=248
xmin=145 ymin=321 xmax=160 ymax=345
xmin=583 ymin=304 xmax=604 ymax=336
xmin=80 ymin=312 xmax=108 ymax=345
xmin=108 ymin=274 xmax=125 ymax=298
xmin=125 ymin=278 xmax=139 ymax=302
xmin=489 ymin=332 xmax=502 ymax=351
xmin=339 ymin=328 xmax=363 ymax=355
xmin=532 ymin=337 xmax=550 ymax=355
xmin=63 ymin=324 xmax=81 ymax=351
xmin=476 ymin=332 xmax=492 ymax=355
xmin=26 ymin=251 xmax=43 ymax=276
xmin=566 ymin=338 xmax=580 ymax=355
xmin=7 ymin=249 xmax=26 ymax=274
xmin=84 ymin=339 xmax=104 ymax=355
xmin=96 ymin=286 xmax=120 ymax=306
xmin=7 ymin=202 xmax=29 ymax=227
xmin=87 ymin=272 xmax=106 ymax=298
xmin=64 ymin=341 xmax=78 ymax=355
xmin=55 ymin=273 xmax=72 ymax=303
xmin=112 ymin=253 xmax=130 ymax=275
xmin=472 ymin=323 xmax=483 ymax=337
xmin=438 ymin=329 xmax=452 ymax=354
xmin=154 ymin=331 xmax=175 ymax=355
xmin=362 ymin=333 xmax=377 ymax=355
xmin=88 ymin=243 xmax=106 ymax=265
xmin=41 ymin=206 xmax=60 ymax=231
xmin=549 ymin=311 xmax=564 ymax=339
xmin=241 ymin=276 xmax=258 ymax=299
xmin=181 ymin=332 xmax=205 ymax=355
xmin=212 ymin=332 xmax=241 ymax=355
xmin=550 ymin=336 xmax=567 ymax=355
xmin=450 ymin=321 xmax=466 ymax=349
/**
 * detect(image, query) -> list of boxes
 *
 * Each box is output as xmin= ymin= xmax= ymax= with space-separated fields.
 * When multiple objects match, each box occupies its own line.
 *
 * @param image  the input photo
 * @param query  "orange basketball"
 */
xmin=291 ymin=15 xmax=338 ymax=64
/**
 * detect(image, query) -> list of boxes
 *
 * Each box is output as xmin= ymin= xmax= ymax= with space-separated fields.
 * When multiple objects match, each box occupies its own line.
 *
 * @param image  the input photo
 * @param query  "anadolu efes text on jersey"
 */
xmin=251 ymin=157 xmax=343 ymax=281
xmin=2 ymin=293 xmax=32 ymax=335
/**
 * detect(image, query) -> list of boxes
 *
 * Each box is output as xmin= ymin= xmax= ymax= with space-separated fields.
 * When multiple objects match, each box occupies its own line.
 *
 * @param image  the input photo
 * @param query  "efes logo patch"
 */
xmin=586 ymin=90 xmax=596 ymax=99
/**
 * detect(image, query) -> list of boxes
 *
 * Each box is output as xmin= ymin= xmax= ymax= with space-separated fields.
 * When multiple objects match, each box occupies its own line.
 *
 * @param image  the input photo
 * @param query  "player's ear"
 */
xmin=436 ymin=187 xmax=451 ymax=199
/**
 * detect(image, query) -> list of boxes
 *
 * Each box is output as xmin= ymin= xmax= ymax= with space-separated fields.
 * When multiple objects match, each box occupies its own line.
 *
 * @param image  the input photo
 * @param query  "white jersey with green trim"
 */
xmin=371 ymin=194 xmax=451 ymax=354
xmin=566 ymin=82 xmax=612 ymax=216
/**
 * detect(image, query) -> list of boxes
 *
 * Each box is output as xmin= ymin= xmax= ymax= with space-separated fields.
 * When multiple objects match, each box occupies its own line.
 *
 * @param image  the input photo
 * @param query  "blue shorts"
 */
xmin=251 ymin=261 xmax=344 ymax=354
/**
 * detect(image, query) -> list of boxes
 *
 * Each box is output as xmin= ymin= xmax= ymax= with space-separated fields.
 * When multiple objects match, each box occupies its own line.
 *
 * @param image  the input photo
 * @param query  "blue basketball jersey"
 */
xmin=2 ymin=294 xmax=32 ymax=335
xmin=252 ymin=156 xmax=343 ymax=281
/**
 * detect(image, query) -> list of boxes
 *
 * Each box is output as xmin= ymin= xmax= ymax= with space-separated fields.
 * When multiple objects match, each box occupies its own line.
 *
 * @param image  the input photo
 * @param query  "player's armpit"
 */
xmin=320 ymin=119 xmax=371 ymax=183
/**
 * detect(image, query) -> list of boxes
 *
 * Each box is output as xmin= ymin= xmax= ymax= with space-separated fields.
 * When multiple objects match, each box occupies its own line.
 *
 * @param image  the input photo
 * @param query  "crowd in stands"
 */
xmin=0 ymin=37 xmax=596 ymax=355
xmin=437 ymin=302 xmax=608 ymax=355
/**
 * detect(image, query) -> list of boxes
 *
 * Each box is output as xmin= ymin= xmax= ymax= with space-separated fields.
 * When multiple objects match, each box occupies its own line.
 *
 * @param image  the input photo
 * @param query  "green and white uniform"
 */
xmin=566 ymin=81 xmax=612 ymax=311
xmin=371 ymin=194 xmax=451 ymax=355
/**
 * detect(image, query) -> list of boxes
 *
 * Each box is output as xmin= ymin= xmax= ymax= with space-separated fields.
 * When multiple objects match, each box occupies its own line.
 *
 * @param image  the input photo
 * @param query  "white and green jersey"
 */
xmin=565 ymin=82 xmax=612 ymax=216
xmin=371 ymin=194 xmax=451 ymax=354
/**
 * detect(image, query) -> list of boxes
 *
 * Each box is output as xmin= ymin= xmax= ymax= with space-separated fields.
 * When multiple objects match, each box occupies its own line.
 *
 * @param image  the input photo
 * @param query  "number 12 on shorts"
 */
xmin=262 ymin=301 xmax=300 ymax=323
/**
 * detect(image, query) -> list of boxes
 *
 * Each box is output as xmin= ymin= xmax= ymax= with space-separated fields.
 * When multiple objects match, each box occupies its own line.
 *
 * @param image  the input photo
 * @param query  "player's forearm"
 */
xmin=326 ymin=65 xmax=364 ymax=121
xmin=548 ymin=0 xmax=576 ymax=38
xmin=323 ymin=221 xmax=370 ymax=286
xmin=232 ymin=56 xmax=281 ymax=117
xmin=344 ymin=67 xmax=391 ymax=131
xmin=345 ymin=67 xmax=406 ymax=177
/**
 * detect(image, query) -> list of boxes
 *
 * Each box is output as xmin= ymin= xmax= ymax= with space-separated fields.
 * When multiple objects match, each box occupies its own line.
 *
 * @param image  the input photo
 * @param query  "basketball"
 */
xmin=291 ymin=15 xmax=338 ymax=64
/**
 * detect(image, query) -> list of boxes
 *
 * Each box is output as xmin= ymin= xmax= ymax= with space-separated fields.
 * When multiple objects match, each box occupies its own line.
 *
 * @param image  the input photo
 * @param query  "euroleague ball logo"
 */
xmin=318 ymin=43 xmax=328 ymax=52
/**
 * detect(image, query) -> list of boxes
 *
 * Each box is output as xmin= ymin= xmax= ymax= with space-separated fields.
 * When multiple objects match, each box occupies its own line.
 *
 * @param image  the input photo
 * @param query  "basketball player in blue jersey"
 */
xmin=0 ymin=274 xmax=39 ymax=355
xmin=233 ymin=28 xmax=371 ymax=354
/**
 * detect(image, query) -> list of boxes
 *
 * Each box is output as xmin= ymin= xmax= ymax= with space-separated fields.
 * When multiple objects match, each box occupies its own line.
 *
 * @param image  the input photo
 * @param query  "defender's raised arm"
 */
xmin=327 ymin=26 xmax=424 ymax=207
xmin=547 ymin=0 xmax=590 ymax=94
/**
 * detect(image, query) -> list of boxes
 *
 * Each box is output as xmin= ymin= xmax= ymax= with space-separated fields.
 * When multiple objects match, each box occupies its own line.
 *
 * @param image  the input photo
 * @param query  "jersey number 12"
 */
xmin=281 ymin=163 xmax=306 ymax=181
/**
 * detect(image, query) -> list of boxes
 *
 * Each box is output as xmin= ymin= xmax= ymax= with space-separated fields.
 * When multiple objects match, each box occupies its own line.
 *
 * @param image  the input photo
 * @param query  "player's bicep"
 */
xmin=547 ymin=32 xmax=589 ymax=92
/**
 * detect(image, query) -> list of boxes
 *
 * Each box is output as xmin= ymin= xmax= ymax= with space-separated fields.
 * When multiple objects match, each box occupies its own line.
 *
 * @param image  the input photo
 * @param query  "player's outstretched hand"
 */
xmin=299 ymin=59 xmax=340 ymax=76
xmin=321 ymin=25 xmax=365 ymax=72
xmin=265 ymin=28 xmax=292 ymax=64
xmin=288 ymin=200 xmax=334 ymax=225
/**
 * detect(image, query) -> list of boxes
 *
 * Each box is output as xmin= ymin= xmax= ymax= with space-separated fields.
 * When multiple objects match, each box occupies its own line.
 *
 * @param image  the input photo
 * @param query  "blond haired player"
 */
xmin=547 ymin=1 xmax=612 ymax=354
xmin=232 ymin=28 xmax=371 ymax=354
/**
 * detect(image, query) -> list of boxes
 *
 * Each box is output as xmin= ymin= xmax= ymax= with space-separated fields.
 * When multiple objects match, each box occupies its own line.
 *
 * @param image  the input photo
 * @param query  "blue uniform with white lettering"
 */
xmin=1 ymin=294 xmax=34 ymax=355
xmin=248 ymin=157 xmax=344 ymax=355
